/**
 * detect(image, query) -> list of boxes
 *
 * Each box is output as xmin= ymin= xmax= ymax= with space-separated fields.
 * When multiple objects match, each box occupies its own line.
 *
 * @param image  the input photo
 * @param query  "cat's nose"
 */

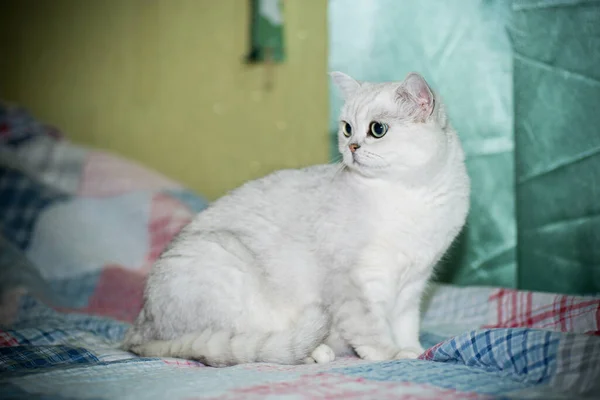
xmin=349 ymin=143 xmax=361 ymax=153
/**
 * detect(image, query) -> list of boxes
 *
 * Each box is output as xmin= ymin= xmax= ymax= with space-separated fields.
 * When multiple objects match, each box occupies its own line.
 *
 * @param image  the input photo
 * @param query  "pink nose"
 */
xmin=349 ymin=143 xmax=360 ymax=153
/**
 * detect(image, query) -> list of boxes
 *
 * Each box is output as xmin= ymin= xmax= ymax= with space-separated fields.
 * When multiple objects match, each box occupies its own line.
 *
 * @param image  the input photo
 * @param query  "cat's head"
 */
xmin=331 ymin=72 xmax=450 ymax=180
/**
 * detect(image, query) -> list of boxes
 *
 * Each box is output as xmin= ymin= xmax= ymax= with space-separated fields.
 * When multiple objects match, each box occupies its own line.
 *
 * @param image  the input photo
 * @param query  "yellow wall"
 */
xmin=0 ymin=0 xmax=328 ymax=200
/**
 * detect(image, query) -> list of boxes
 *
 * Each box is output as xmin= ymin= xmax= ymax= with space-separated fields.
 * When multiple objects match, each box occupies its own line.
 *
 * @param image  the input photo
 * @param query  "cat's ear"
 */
xmin=330 ymin=71 xmax=361 ymax=100
xmin=397 ymin=73 xmax=435 ymax=121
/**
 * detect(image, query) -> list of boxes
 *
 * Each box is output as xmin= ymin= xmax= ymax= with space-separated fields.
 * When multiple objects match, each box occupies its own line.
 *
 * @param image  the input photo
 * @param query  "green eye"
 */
xmin=342 ymin=121 xmax=352 ymax=137
xmin=369 ymin=121 xmax=388 ymax=138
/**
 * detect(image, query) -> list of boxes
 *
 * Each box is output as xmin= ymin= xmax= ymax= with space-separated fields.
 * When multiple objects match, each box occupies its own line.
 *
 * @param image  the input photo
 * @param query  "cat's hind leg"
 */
xmin=126 ymin=231 xmax=331 ymax=366
xmin=129 ymin=303 xmax=330 ymax=366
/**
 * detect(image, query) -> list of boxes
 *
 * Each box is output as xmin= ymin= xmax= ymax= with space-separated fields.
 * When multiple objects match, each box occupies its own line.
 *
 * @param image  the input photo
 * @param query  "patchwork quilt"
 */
xmin=1 ymin=102 xmax=599 ymax=399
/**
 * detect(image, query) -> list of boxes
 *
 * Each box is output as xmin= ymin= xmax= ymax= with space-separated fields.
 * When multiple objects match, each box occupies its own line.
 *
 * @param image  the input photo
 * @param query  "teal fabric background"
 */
xmin=513 ymin=0 xmax=600 ymax=294
xmin=328 ymin=0 xmax=600 ymax=294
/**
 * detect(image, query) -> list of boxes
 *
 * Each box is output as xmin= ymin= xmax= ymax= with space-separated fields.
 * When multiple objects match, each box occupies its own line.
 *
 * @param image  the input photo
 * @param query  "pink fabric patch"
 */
xmin=0 ymin=287 xmax=27 ymax=327
xmin=419 ymin=341 xmax=444 ymax=361
xmin=484 ymin=288 xmax=600 ymax=334
xmin=146 ymin=193 xmax=193 ymax=265
xmin=0 ymin=122 xmax=9 ymax=138
xmin=68 ymin=265 xmax=147 ymax=323
xmin=53 ymin=194 xmax=194 ymax=321
xmin=78 ymin=151 xmax=181 ymax=197
xmin=203 ymin=373 xmax=489 ymax=400
xmin=0 ymin=331 xmax=19 ymax=347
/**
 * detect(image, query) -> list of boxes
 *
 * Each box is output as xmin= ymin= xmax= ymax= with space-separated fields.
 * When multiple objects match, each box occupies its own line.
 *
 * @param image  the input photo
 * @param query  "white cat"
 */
xmin=122 ymin=72 xmax=470 ymax=367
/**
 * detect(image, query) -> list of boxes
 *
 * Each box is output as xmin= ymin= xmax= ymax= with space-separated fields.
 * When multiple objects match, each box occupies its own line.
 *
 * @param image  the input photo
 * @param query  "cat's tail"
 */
xmin=124 ymin=304 xmax=330 ymax=367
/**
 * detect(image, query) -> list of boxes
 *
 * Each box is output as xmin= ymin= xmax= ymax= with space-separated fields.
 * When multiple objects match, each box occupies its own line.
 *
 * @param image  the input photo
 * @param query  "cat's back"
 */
xmin=187 ymin=164 xmax=339 ymax=231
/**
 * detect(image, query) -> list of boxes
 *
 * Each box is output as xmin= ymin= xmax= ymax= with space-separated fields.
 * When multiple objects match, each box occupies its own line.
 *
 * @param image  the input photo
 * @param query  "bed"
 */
xmin=1 ymin=102 xmax=599 ymax=399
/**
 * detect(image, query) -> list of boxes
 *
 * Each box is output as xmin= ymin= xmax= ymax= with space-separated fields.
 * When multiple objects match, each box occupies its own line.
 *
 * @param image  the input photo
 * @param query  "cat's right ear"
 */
xmin=330 ymin=71 xmax=361 ymax=100
xmin=396 ymin=73 xmax=435 ymax=122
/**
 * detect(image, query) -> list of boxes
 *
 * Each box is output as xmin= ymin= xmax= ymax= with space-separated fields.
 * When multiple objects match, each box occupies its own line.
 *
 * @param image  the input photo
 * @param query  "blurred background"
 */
xmin=0 ymin=0 xmax=329 ymax=200
xmin=1 ymin=0 xmax=599 ymax=298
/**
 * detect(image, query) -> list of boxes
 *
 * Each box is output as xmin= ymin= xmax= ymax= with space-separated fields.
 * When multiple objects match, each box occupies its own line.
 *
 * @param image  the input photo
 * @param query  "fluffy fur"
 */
xmin=122 ymin=72 xmax=470 ymax=366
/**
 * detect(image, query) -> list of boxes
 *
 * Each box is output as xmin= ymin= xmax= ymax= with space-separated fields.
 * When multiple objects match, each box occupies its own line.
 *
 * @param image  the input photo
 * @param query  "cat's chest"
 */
xmin=361 ymin=185 xmax=465 ymax=267
xmin=367 ymin=187 xmax=442 ymax=232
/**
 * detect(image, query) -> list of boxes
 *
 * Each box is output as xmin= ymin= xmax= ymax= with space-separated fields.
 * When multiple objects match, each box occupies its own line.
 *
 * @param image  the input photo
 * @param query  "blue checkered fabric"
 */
xmin=0 ymin=105 xmax=55 ymax=147
xmin=7 ymin=328 xmax=75 ymax=347
xmin=551 ymin=332 xmax=600 ymax=394
xmin=334 ymin=328 xmax=561 ymax=396
xmin=334 ymin=359 xmax=529 ymax=395
xmin=425 ymin=329 xmax=559 ymax=385
xmin=0 ymin=167 xmax=66 ymax=249
xmin=0 ymin=345 xmax=98 ymax=371
xmin=15 ymin=296 xmax=130 ymax=342
xmin=1 ymin=382 xmax=93 ymax=400
xmin=3 ymin=293 xmax=600 ymax=399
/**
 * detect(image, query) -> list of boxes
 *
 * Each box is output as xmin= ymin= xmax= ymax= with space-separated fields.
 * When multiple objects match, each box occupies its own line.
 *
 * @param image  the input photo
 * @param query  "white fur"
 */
xmin=122 ymin=72 xmax=470 ymax=366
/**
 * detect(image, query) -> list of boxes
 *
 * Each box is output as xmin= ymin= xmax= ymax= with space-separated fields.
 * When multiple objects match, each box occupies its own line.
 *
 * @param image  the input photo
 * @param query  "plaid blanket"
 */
xmin=1 ymin=103 xmax=599 ymax=399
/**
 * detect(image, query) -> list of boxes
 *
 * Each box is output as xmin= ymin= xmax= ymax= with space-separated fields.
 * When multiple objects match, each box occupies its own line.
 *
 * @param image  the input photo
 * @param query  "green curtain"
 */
xmin=513 ymin=0 xmax=600 ymax=294
xmin=328 ymin=0 xmax=600 ymax=294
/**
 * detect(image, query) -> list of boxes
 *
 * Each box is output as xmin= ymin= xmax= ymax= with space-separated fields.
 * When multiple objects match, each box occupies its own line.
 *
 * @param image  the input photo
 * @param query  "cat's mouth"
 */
xmin=351 ymin=155 xmax=364 ymax=167
xmin=350 ymin=153 xmax=387 ymax=170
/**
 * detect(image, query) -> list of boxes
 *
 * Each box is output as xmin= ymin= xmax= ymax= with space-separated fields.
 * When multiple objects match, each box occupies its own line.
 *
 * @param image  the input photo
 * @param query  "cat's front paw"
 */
xmin=304 ymin=344 xmax=336 ymax=364
xmin=355 ymin=345 xmax=397 ymax=361
xmin=393 ymin=346 xmax=424 ymax=360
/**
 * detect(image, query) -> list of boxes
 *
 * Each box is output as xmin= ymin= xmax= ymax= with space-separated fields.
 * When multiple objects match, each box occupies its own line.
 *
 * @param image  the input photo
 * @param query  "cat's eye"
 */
xmin=341 ymin=121 xmax=352 ymax=138
xmin=369 ymin=121 xmax=388 ymax=138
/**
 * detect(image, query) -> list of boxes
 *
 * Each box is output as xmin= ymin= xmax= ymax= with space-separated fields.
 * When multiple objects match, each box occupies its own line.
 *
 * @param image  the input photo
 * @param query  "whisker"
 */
xmin=331 ymin=161 xmax=347 ymax=182
xmin=356 ymin=151 xmax=391 ymax=168
xmin=362 ymin=151 xmax=390 ymax=165
xmin=329 ymin=153 xmax=343 ymax=164
xmin=361 ymin=151 xmax=385 ymax=160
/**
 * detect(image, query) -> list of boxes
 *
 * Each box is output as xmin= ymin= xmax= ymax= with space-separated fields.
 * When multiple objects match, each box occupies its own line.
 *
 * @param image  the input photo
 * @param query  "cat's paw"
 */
xmin=393 ymin=346 xmax=424 ymax=360
xmin=304 ymin=344 xmax=336 ymax=364
xmin=354 ymin=345 xmax=397 ymax=361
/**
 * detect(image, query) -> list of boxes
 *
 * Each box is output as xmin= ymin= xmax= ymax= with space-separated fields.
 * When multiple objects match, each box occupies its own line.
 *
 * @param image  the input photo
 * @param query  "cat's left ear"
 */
xmin=330 ymin=71 xmax=361 ymax=100
xmin=397 ymin=73 xmax=435 ymax=121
